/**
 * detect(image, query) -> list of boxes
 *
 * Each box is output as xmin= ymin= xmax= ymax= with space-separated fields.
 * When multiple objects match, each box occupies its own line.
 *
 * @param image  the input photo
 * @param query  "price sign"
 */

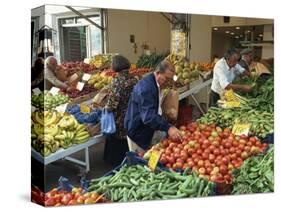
xmin=56 ymin=103 xmax=68 ymax=113
xmin=232 ymin=123 xmax=251 ymax=136
xmin=226 ymin=101 xmax=241 ymax=108
xmin=148 ymin=150 xmax=161 ymax=171
xmin=32 ymin=88 xmax=41 ymax=95
xmin=80 ymin=103 xmax=91 ymax=113
xmin=82 ymin=73 xmax=91 ymax=81
xmin=49 ymin=87 xmax=60 ymax=95
xmin=76 ymin=82 xmax=85 ymax=91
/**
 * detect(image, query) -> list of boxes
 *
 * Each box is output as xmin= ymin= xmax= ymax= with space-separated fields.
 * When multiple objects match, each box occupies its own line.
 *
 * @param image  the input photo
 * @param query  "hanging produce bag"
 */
xmin=161 ymin=89 xmax=179 ymax=121
xmin=101 ymin=109 xmax=116 ymax=134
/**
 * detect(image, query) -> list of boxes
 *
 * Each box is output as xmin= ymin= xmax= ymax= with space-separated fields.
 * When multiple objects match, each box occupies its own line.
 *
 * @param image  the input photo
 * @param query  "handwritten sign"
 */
xmin=49 ymin=87 xmax=60 ymax=95
xmin=148 ymin=150 xmax=161 ymax=171
xmin=232 ymin=123 xmax=251 ymax=136
xmin=56 ymin=103 xmax=68 ymax=113
xmin=32 ymin=88 xmax=41 ymax=96
xmin=80 ymin=103 xmax=91 ymax=114
xmin=82 ymin=73 xmax=91 ymax=81
xmin=76 ymin=82 xmax=85 ymax=91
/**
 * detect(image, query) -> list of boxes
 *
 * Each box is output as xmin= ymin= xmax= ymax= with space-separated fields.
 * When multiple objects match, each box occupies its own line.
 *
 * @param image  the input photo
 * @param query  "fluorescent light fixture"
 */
xmin=235 ymin=36 xmax=239 ymax=39
xmin=259 ymin=34 xmax=263 ymax=37
xmin=225 ymin=31 xmax=230 ymax=34
xmin=213 ymin=27 xmax=218 ymax=30
xmin=236 ymin=26 xmax=240 ymax=29
xmin=231 ymin=32 xmax=234 ymax=35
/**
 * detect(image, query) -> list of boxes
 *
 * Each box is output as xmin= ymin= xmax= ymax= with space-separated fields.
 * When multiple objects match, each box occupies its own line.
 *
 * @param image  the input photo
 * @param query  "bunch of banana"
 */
xmin=58 ymin=114 xmax=78 ymax=130
xmin=31 ymin=110 xmax=91 ymax=157
xmin=32 ymin=110 xmax=60 ymax=126
xmin=73 ymin=124 xmax=90 ymax=144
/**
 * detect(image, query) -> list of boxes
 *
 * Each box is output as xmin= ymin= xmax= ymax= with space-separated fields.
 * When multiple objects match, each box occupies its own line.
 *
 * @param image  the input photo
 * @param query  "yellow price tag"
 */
xmin=148 ymin=150 xmax=161 ymax=171
xmin=226 ymin=101 xmax=241 ymax=108
xmin=232 ymin=123 xmax=251 ymax=136
xmin=80 ymin=103 xmax=91 ymax=114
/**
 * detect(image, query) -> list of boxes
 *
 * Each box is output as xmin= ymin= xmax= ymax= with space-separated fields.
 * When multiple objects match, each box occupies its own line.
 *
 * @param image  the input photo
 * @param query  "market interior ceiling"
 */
xmin=212 ymin=25 xmax=264 ymax=41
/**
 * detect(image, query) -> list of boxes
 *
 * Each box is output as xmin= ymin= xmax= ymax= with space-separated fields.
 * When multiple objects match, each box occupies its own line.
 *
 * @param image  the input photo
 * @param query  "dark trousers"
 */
xmin=209 ymin=90 xmax=220 ymax=107
xmin=103 ymin=134 xmax=129 ymax=167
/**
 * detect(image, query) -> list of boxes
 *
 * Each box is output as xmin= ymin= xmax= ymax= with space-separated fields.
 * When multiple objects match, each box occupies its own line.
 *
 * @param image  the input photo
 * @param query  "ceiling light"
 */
xmin=247 ymin=30 xmax=251 ymax=33
xmin=235 ymin=36 xmax=239 ymax=39
xmin=213 ymin=27 xmax=218 ymax=30
xmin=225 ymin=31 xmax=230 ymax=34
xmin=236 ymin=26 xmax=240 ymax=29
xmin=259 ymin=34 xmax=263 ymax=37
xmin=230 ymin=32 xmax=234 ymax=35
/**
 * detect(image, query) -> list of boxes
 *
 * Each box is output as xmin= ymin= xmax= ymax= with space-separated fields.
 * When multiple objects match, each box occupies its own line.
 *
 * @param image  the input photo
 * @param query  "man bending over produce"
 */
xmin=125 ymin=60 xmax=182 ymax=151
xmin=210 ymin=48 xmax=252 ymax=107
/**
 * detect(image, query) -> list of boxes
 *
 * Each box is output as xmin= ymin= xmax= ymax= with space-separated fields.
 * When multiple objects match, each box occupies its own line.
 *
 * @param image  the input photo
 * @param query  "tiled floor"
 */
xmin=32 ymin=139 xmax=115 ymax=192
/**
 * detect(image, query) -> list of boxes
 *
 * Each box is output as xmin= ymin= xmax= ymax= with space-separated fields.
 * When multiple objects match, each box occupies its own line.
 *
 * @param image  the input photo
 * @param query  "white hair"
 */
xmin=45 ymin=56 xmax=57 ymax=66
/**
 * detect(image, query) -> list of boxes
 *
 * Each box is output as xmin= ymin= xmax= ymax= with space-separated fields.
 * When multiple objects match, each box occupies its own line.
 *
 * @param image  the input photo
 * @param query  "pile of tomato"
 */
xmin=157 ymin=122 xmax=268 ymax=184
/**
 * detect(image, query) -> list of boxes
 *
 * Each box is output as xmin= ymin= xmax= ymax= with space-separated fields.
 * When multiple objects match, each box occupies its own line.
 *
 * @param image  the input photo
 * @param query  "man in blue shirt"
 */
xmin=124 ymin=60 xmax=182 ymax=151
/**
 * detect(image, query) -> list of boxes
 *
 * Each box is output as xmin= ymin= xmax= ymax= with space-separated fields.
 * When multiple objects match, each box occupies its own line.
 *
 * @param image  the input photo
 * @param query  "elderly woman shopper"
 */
xmin=103 ymin=55 xmax=138 ymax=166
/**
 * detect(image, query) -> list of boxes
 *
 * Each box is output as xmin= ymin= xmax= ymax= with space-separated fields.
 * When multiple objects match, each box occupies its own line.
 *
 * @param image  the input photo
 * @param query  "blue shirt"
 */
xmin=124 ymin=73 xmax=171 ymax=150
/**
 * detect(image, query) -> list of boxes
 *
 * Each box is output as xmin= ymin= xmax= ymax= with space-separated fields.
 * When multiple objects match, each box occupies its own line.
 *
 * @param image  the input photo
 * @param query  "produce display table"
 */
xmin=179 ymin=78 xmax=212 ymax=114
xmin=31 ymin=134 xmax=104 ymax=173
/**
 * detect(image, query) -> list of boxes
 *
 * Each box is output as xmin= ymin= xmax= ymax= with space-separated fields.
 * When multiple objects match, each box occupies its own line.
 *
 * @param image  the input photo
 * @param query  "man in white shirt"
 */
xmin=210 ymin=48 xmax=252 ymax=106
xmin=44 ymin=56 xmax=69 ymax=90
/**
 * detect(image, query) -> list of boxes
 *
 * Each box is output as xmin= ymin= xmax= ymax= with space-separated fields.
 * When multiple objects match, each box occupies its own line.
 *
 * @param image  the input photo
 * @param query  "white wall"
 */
xmin=262 ymin=24 xmax=274 ymax=59
xmin=189 ymin=14 xmax=212 ymax=62
xmin=107 ymin=9 xmax=171 ymax=63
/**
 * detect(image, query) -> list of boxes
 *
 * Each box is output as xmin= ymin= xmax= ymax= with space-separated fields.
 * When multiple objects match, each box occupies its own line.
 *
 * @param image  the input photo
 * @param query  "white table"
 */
xmin=179 ymin=78 xmax=212 ymax=114
xmin=31 ymin=134 xmax=104 ymax=173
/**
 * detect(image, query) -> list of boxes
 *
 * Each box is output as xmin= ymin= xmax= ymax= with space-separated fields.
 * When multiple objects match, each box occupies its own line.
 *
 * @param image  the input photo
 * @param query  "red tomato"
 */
xmin=174 ymin=147 xmax=181 ymax=154
xmin=202 ymin=152 xmax=209 ymax=160
xmin=174 ymin=152 xmax=180 ymax=159
xmin=160 ymin=156 xmax=168 ymax=164
xmin=187 ymin=161 xmax=195 ymax=167
xmin=198 ymin=167 xmax=206 ymax=175
xmin=169 ymin=143 xmax=176 ymax=148
xmin=166 ymin=163 xmax=172 ymax=168
xmin=196 ymin=149 xmax=203 ymax=155
xmin=197 ymin=160 xmax=204 ymax=167
xmin=213 ymin=140 xmax=220 ymax=147
xmin=177 ymin=143 xmax=184 ymax=149
xmin=204 ymin=149 xmax=211 ymax=154
xmin=213 ymin=148 xmax=220 ymax=156
xmin=249 ymin=137 xmax=256 ymax=144
xmin=233 ymin=141 xmax=239 ymax=147
xmin=209 ymin=145 xmax=216 ymax=152
xmin=201 ymin=143 xmax=209 ymax=149
xmin=165 ymin=149 xmax=172 ymax=155
xmin=180 ymin=152 xmax=188 ymax=161
xmin=229 ymin=147 xmax=236 ymax=154
xmin=187 ymin=148 xmax=194 ymax=156
xmin=221 ymin=156 xmax=229 ymax=165
xmin=204 ymin=160 xmax=211 ymax=167
xmin=220 ymin=149 xmax=226 ymax=156
xmin=230 ymin=153 xmax=237 ymax=160
xmin=225 ymin=142 xmax=232 ymax=149
xmin=167 ymin=156 xmax=175 ymax=164
xmin=194 ymin=157 xmax=200 ymax=164
xmin=209 ymin=154 xmax=215 ymax=162
xmin=182 ymin=163 xmax=189 ymax=170
xmin=206 ymin=167 xmax=213 ymax=174
xmin=238 ymin=144 xmax=245 ymax=151
xmin=176 ymin=158 xmax=184 ymax=164
xmin=236 ymin=149 xmax=242 ymax=156
xmin=256 ymin=141 xmax=262 ymax=147
xmin=224 ymin=174 xmax=232 ymax=183
xmin=192 ymin=153 xmax=199 ymax=159
xmin=219 ymin=164 xmax=228 ymax=175
xmin=194 ymin=143 xmax=201 ymax=149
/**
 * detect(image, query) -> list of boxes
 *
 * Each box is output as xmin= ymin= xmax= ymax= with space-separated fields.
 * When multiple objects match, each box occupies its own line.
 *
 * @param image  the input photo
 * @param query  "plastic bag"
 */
xmin=101 ymin=109 xmax=116 ymax=134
